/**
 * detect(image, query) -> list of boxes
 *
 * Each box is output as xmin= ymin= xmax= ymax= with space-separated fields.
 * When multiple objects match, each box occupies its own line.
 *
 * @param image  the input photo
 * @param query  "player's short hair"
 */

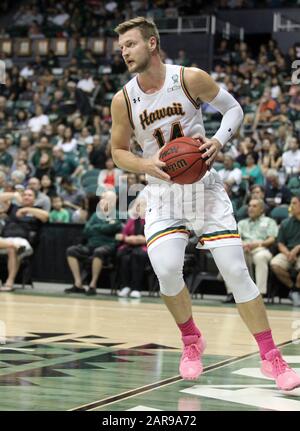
xmin=114 ymin=16 xmax=160 ymax=51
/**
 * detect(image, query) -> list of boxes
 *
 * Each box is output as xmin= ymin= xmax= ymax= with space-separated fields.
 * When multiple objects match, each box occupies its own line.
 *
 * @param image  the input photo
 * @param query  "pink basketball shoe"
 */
xmin=179 ymin=334 xmax=206 ymax=380
xmin=261 ymin=349 xmax=300 ymax=391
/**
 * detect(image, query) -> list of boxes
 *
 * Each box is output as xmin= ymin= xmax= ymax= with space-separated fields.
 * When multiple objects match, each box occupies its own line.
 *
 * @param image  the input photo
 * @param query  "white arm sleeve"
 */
xmin=208 ymin=88 xmax=244 ymax=147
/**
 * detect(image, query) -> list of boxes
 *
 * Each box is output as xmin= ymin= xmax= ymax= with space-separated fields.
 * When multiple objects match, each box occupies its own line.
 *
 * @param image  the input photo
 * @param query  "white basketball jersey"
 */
xmin=123 ymin=64 xmax=209 ymax=184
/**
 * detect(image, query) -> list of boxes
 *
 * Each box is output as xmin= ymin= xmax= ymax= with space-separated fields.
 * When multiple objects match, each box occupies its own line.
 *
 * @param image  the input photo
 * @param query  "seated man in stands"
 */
xmin=265 ymin=169 xmax=291 ymax=210
xmin=65 ymin=190 xmax=122 ymax=296
xmin=250 ymin=184 xmax=271 ymax=213
xmin=0 ymin=188 xmax=49 ymax=291
xmin=218 ymin=154 xmax=242 ymax=196
xmin=271 ymin=195 xmax=300 ymax=307
xmin=27 ymin=177 xmax=51 ymax=212
xmin=224 ymin=198 xmax=278 ymax=303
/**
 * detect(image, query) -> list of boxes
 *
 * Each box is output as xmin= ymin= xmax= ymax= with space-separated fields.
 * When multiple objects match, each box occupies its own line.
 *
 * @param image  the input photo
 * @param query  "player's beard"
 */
xmin=129 ymin=50 xmax=151 ymax=74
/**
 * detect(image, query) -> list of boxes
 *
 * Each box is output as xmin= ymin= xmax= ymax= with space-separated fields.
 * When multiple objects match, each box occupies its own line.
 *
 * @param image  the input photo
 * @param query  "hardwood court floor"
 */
xmin=0 ymin=288 xmax=300 ymax=411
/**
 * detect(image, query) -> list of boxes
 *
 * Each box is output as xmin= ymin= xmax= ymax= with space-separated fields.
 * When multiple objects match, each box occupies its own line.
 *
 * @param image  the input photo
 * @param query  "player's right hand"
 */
xmin=142 ymin=148 xmax=172 ymax=182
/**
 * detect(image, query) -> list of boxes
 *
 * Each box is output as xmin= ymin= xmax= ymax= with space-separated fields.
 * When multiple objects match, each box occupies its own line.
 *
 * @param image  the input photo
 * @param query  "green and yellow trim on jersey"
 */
xmin=123 ymin=86 xmax=135 ymax=130
xmin=199 ymin=229 xmax=240 ymax=244
xmin=147 ymin=226 xmax=189 ymax=248
xmin=180 ymin=66 xmax=201 ymax=110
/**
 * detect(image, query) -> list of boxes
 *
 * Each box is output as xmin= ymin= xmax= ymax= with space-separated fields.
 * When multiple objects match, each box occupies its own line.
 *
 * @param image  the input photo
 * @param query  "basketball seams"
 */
xmin=161 ymin=150 xmax=203 ymax=163
xmin=159 ymin=137 xmax=207 ymax=184
xmin=172 ymin=138 xmax=203 ymax=148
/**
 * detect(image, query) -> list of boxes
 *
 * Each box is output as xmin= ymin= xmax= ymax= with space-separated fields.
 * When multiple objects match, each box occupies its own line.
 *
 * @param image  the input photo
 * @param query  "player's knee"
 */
xmin=156 ymin=261 xmax=185 ymax=297
xmin=222 ymin=262 xmax=249 ymax=285
xmin=223 ymin=263 xmax=259 ymax=303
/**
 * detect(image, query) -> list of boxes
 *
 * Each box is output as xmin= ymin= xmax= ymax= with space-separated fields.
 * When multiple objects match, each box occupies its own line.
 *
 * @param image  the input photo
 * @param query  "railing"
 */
xmin=273 ymin=12 xmax=300 ymax=32
xmin=156 ymin=15 xmax=210 ymax=34
xmin=213 ymin=16 xmax=244 ymax=41
xmin=148 ymin=15 xmax=244 ymax=40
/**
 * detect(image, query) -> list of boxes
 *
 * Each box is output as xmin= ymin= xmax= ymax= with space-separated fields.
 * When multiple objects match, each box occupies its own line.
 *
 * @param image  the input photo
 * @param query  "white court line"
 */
xmin=1 ymin=299 xmax=298 ymax=321
xmin=0 ymin=347 xmax=35 ymax=352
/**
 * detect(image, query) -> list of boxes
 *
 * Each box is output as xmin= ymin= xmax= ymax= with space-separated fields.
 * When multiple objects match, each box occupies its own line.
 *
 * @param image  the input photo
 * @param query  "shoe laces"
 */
xmin=272 ymin=355 xmax=290 ymax=376
xmin=183 ymin=343 xmax=200 ymax=361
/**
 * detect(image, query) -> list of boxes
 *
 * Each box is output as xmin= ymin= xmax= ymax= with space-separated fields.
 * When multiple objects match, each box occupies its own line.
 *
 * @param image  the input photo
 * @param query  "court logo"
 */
xmin=0 ymin=321 xmax=6 ymax=344
xmin=0 ymin=60 xmax=6 ymax=85
xmin=291 ymin=60 xmax=300 ymax=85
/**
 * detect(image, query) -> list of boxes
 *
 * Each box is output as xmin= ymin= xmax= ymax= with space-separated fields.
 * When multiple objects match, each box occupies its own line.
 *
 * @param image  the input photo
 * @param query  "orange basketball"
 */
xmin=159 ymin=137 xmax=208 ymax=184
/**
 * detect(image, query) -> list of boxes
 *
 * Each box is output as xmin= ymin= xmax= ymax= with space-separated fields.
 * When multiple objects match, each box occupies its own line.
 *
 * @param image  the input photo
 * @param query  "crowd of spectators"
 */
xmin=4 ymin=0 xmax=300 ymax=43
xmin=0 ymin=1 xmax=299 ymax=300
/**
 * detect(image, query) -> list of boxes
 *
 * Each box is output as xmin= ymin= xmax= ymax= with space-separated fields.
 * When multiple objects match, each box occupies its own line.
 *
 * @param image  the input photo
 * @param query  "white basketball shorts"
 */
xmin=144 ymin=169 xmax=241 ymax=252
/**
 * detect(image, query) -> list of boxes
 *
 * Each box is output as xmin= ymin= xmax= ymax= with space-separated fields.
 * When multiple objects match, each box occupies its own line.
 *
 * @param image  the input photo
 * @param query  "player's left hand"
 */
xmin=198 ymin=138 xmax=222 ymax=166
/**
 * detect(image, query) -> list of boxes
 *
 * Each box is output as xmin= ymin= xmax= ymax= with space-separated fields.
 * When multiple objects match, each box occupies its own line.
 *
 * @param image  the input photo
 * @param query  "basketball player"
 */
xmin=111 ymin=17 xmax=300 ymax=390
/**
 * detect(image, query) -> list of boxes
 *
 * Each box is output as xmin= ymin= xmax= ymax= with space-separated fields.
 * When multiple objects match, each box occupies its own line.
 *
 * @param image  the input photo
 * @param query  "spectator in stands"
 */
xmin=235 ymin=137 xmax=258 ymax=167
xmin=15 ymin=110 xmax=29 ymax=131
xmin=31 ymin=136 xmax=53 ymax=169
xmin=52 ymin=147 xmax=78 ymax=180
xmin=56 ymin=126 xmax=78 ymax=153
xmin=71 ymin=196 xmax=89 ymax=224
xmin=44 ymin=49 xmax=60 ymax=68
xmin=65 ymin=190 xmax=122 ymax=295
xmin=218 ymin=154 xmax=242 ymax=195
xmin=0 ymin=238 xmax=26 ymax=292
xmin=248 ymin=76 xmax=264 ymax=102
xmin=11 ymin=170 xmax=25 ymax=189
xmin=249 ymin=184 xmax=272 ymax=215
xmin=97 ymin=157 xmax=123 ymax=188
xmin=59 ymin=177 xmax=86 ymax=213
xmin=250 ymin=184 xmax=265 ymax=201
xmin=101 ymin=74 xmax=117 ymax=95
xmin=175 ymin=49 xmax=190 ymax=66
xmin=271 ymin=195 xmax=300 ymax=307
xmin=20 ymin=63 xmax=34 ymax=79
xmin=40 ymin=174 xmax=57 ymax=198
xmin=258 ymin=139 xmax=282 ymax=176
xmin=241 ymin=153 xmax=264 ymax=186
xmin=89 ymin=134 xmax=107 ymax=170
xmin=75 ymin=72 xmax=94 ymax=116
xmin=49 ymin=196 xmax=70 ymax=224
xmin=257 ymin=87 xmax=278 ymax=121
xmin=34 ymin=152 xmax=55 ymax=181
xmin=287 ymin=173 xmax=300 ymax=197
xmin=76 ymin=126 xmax=93 ymax=147
xmin=0 ymin=137 xmax=13 ymax=172
xmin=238 ymin=199 xmax=278 ymax=295
xmin=282 ymin=137 xmax=300 ymax=177
xmin=289 ymin=85 xmax=300 ymax=114
xmin=265 ymin=169 xmax=291 ymax=210
xmin=117 ymin=194 xmax=147 ymax=299
xmin=111 ymin=54 xmax=128 ymax=74
xmin=0 ymin=188 xmax=48 ymax=290
xmin=53 ymin=124 xmax=66 ymax=146
xmin=28 ymin=105 xmax=49 ymax=134
xmin=27 ymin=177 xmax=51 ymax=212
